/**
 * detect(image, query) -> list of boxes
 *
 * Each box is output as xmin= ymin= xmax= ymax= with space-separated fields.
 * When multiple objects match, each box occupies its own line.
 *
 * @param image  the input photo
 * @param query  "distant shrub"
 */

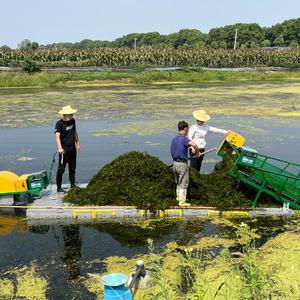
xmin=22 ymin=57 xmax=41 ymax=73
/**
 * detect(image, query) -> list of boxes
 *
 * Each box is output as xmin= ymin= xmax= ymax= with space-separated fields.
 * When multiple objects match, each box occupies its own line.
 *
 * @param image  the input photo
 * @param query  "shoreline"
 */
xmin=1 ymin=70 xmax=300 ymax=88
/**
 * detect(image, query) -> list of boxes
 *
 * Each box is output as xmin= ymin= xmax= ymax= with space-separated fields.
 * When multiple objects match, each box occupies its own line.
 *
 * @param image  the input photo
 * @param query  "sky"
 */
xmin=1 ymin=0 xmax=300 ymax=47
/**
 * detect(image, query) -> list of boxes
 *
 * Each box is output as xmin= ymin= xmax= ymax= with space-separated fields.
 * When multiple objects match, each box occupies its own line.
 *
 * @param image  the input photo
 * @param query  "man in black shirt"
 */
xmin=54 ymin=105 xmax=81 ymax=193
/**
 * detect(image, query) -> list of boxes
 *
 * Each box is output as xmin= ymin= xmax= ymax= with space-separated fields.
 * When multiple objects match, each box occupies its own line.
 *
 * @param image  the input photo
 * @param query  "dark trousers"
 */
xmin=56 ymin=148 xmax=76 ymax=188
xmin=190 ymin=148 xmax=205 ymax=173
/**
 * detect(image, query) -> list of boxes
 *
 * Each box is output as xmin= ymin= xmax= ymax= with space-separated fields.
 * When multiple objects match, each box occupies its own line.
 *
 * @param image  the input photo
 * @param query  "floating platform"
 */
xmin=0 ymin=185 xmax=297 ymax=220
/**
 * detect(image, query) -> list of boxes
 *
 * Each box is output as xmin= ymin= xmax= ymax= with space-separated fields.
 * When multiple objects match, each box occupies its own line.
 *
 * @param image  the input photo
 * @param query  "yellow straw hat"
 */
xmin=192 ymin=110 xmax=210 ymax=122
xmin=58 ymin=105 xmax=77 ymax=115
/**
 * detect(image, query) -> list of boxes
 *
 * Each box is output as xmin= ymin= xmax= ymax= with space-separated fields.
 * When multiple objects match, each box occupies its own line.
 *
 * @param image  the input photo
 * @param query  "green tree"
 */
xmin=31 ymin=17 xmax=300 ymax=50
xmin=262 ymin=39 xmax=271 ymax=47
xmin=208 ymin=23 xmax=265 ymax=49
xmin=210 ymin=41 xmax=219 ymax=48
xmin=0 ymin=45 xmax=11 ymax=51
xmin=165 ymin=32 xmax=179 ymax=48
xmin=174 ymin=29 xmax=206 ymax=48
xmin=266 ymin=18 xmax=300 ymax=46
xmin=79 ymin=39 xmax=94 ymax=48
xmin=139 ymin=32 xmax=161 ymax=46
xmin=18 ymin=39 xmax=39 ymax=50
xmin=31 ymin=41 xmax=39 ymax=50
xmin=18 ymin=39 xmax=32 ymax=50
xmin=113 ymin=33 xmax=142 ymax=48
xmin=219 ymin=41 xmax=227 ymax=48
xmin=289 ymin=40 xmax=299 ymax=48
xmin=195 ymin=41 xmax=206 ymax=48
xmin=274 ymin=36 xmax=285 ymax=46
xmin=250 ymin=41 xmax=259 ymax=48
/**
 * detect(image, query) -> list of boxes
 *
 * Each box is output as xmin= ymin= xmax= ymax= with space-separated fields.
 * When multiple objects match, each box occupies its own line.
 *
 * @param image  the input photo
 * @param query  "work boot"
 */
xmin=178 ymin=188 xmax=191 ymax=206
xmin=179 ymin=202 xmax=191 ymax=207
xmin=57 ymin=187 xmax=67 ymax=193
xmin=176 ymin=186 xmax=180 ymax=201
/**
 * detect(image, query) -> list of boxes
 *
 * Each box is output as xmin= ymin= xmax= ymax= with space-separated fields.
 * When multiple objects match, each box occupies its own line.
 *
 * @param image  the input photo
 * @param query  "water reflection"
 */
xmin=0 ymin=215 xmax=27 ymax=236
xmin=61 ymin=225 xmax=82 ymax=280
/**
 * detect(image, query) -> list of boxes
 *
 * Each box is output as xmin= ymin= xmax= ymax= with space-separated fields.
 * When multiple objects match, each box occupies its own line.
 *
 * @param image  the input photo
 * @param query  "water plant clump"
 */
xmin=64 ymin=151 xmax=177 ymax=210
xmin=64 ymin=151 xmax=253 ymax=210
xmin=189 ymin=161 xmax=252 ymax=210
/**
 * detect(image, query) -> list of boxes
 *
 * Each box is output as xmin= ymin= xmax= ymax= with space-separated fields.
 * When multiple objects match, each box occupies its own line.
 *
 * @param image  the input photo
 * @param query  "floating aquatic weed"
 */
xmin=0 ymin=263 xmax=48 ymax=300
xmin=2 ymin=82 xmax=300 ymax=128
xmin=0 ymin=279 xmax=14 ymax=299
xmin=92 ymin=120 xmax=174 ymax=137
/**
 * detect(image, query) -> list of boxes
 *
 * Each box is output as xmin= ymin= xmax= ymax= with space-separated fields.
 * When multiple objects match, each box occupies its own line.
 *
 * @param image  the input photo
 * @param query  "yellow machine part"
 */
xmin=0 ymin=171 xmax=29 ymax=193
xmin=0 ymin=171 xmax=19 ymax=193
xmin=15 ymin=174 xmax=28 ymax=192
xmin=15 ymin=174 xmax=29 ymax=192
xmin=226 ymin=131 xmax=246 ymax=148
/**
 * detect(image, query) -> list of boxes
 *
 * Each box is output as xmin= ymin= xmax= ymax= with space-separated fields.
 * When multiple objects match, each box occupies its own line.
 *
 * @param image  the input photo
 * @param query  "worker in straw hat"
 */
xmin=54 ymin=105 xmax=80 ymax=193
xmin=188 ymin=110 xmax=229 ymax=173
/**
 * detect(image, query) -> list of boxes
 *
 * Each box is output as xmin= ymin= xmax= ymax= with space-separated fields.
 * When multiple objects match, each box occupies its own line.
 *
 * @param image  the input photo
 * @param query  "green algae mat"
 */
xmin=1 ymin=81 xmax=300 ymax=129
xmin=83 ymin=218 xmax=300 ymax=300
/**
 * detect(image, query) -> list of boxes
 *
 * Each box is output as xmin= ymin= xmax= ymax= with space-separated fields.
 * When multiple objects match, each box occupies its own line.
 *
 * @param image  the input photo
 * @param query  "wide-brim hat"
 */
xmin=58 ymin=105 xmax=77 ymax=115
xmin=192 ymin=110 xmax=210 ymax=122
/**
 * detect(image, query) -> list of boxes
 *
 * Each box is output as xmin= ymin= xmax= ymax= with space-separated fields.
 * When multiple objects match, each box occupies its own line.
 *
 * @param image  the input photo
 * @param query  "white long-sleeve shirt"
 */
xmin=188 ymin=124 xmax=227 ymax=149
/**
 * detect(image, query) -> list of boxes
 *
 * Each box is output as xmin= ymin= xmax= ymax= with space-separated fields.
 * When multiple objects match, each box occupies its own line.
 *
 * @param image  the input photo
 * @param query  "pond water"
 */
xmin=1 ymin=82 xmax=300 ymax=182
xmin=0 ymin=215 xmax=296 ymax=299
xmin=0 ymin=82 xmax=300 ymax=298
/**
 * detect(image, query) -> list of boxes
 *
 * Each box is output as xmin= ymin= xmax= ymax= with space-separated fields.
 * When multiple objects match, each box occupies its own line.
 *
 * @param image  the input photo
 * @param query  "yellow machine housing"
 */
xmin=15 ymin=174 xmax=29 ymax=192
xmin=225 ymin=131 xmax=246 ymax=148
xmin=0 ymin=171 xmax=29 ymax=194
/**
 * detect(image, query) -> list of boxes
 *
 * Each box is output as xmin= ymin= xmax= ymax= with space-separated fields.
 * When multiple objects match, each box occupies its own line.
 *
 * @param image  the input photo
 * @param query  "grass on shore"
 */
xmin=83 ymin=219 xmax=300 ymax=300
xmin=1 ymin=70 xmax=300 ymax=88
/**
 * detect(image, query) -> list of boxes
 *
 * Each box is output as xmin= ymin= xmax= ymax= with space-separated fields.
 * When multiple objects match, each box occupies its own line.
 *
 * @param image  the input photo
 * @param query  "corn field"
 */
xmin=1 ymin=48 xmax=300 ymax=68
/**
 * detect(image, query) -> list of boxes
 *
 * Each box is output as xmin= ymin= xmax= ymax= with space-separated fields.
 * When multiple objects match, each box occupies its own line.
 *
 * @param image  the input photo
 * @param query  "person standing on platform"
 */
xmin=54 ymin=105 xmax=80 ymax=193
xmin=171 ymin=121 xmax=199 ymax=206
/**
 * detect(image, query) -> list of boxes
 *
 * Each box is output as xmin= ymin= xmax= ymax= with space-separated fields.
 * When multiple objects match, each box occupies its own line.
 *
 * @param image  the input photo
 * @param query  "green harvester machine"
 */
xmin=217 ymin=131 xmax=300 ymax=209
xmin=0 ymin=153 xmax=57 ymax=205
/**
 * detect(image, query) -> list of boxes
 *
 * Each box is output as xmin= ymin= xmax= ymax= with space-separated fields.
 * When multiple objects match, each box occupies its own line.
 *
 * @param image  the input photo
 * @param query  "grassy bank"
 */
xmin=1 ymin=70 xmax=300 ymax=88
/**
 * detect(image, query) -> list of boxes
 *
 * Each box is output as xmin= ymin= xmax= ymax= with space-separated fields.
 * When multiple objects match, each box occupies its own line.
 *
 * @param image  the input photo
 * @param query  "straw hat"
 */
xmin=192 ymin=110 xmax=210 ymax=122
xmin=58 ymin=105 xmax=77 ymax=115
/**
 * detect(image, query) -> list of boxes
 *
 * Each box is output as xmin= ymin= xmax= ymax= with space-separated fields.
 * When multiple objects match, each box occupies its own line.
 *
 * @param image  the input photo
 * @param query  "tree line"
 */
xmin=1 ymin=18 xmax=300 ymax=50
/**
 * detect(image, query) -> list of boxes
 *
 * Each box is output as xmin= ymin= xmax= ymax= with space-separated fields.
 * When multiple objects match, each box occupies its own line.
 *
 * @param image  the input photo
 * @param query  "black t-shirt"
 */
xmin=54 ymin=119 xmax=76 ymax=149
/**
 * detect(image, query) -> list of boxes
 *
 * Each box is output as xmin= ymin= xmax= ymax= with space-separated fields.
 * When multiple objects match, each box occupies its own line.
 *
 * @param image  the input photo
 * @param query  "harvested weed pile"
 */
xmin=64 ymin=151 xmax=252 ymax=210
xmin=189 ymin=161 xmax=252 ymax=210
xmin=64 ymin=152 xmax=176 ymax=210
